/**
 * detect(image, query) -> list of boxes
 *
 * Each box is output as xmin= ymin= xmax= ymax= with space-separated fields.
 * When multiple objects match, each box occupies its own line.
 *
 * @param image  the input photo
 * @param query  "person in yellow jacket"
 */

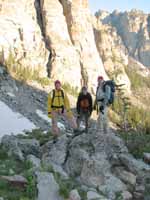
xmin=47 ymin=80 xmax=77 ymax=138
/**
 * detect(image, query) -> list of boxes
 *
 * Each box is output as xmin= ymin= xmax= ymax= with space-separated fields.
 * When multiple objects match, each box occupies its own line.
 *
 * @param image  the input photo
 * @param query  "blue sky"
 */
xmin=88 ymin=0 xmax=150 ymax=14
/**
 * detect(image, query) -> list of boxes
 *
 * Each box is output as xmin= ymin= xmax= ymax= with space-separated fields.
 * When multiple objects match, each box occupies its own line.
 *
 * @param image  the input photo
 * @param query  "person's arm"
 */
xmin=88 ymin=93 xmax=93 ymax=113
xmin=47 ymin=92 xmax=52 ymax=118
xmin=76 ymin=94 xmax=81 ymax=114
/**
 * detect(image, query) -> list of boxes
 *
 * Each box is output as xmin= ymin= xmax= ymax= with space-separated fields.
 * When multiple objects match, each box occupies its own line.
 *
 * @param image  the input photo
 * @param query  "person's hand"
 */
xmin=93 ymin=105 xmax=96 ymax=110
xmin=67 ymin=110 xmax=72 ymax=118
xmin=48 ymin=112 xmax=52 ymax=118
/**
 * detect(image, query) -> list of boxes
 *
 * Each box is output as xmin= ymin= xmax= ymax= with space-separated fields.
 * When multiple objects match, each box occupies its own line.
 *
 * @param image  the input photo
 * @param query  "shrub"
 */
xmin=0 ymin=145 xmax=37 ymax=200
xmin=119 ymin=131 xmax=150 ymax=158
xmin=125 ymin=66 xmax=150 ymax=90
xmin=62 ymin=82 xmax=78 ymax=97
xmin=18 ymin=129 xmax=53 ymax=146
xmin=4 ymin=50 xmax=50 ymax=86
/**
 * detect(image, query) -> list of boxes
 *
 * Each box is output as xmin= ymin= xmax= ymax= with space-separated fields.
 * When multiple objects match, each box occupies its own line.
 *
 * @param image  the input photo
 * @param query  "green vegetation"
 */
xmin=111 ymin=81 xmax=150 ymax=159
xmin=24 ymin=170 xmax=37 ymax=199
xmin=119 ymin=131 xmax=150 ymax=158
xmin=113 ymin=99 xmax=150 ymax=134
xmin=145 ymin=177 xmax=150 ymax=199
xmin=115 ymin=191 xmax=123 ymax=200
xmin=0 ymin=145 xmax=37 ymax=200
xmin=62 ymin=82 xmax=79 ymax=97
xmin=4 ymin=50 xmax=51 ymax=86
xmin=41 ymin=164 xmax=87 ymax=199
xmin=18 ymin=129 xmax=53 ymax=146
xmin=125 ymin=66 xmax=150 ymax=90
xmin=112 ymin=91 xmax=150 ymax=159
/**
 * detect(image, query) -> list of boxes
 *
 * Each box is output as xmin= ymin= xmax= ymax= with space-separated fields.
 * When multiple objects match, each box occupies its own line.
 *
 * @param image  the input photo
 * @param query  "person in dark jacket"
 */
xmin=76 ymin=86 xmax=93 ymax=133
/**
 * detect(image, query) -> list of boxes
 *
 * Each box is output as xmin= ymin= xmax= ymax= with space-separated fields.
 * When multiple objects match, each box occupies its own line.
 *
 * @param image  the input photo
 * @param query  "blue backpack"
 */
xmin=102 ymin=80 xmax=115 ymax=105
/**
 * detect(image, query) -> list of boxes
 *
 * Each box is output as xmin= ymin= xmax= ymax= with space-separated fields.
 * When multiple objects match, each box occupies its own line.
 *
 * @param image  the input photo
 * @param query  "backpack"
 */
xmin=51 ymin=89 xmax=64 ymax=107
xmin=80 ymin=98 xmax=90 ymax=110
xmin=102 ymin=80 xmax=115 ymax=105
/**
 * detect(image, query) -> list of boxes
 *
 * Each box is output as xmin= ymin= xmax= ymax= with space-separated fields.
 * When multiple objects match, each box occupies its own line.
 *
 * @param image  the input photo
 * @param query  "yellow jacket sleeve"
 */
xmin=64 ymin=94 xmax=73 ymax=118
xmin=64 ymin=93 xmax=71 ymax=111
xmin=47 ymin=93 xmax=52 ymax=118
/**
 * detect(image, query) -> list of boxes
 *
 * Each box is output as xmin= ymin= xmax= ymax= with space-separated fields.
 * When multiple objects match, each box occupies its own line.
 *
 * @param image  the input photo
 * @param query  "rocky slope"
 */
xmin=1 ymin=126 xmax=150 ymax=200
xmin=95 ymin=9 xmax=150 ymax=68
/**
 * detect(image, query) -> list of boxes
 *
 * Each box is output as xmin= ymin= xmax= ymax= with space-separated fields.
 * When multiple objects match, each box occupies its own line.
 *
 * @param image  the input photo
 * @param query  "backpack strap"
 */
xmin=51 ymin=89 xmax=65 ymax=106
xmin=61 ymin=89 xmax=64 ymax=99
xmin=102 ymin=81 xmax=107 ymax=92
xmin=51 ymin=89 xmax=55 ymax=106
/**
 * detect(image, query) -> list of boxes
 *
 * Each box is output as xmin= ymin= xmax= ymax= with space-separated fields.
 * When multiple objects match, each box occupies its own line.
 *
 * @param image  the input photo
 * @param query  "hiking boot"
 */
xmin=85 ymin=129 xmax=88 ymax=133
xmin=73 ymin=128 xmax=79 ymax=134
xmin=53 ymin=136 xmax=58 ymax=144
xmin=72 ymin=129 xmax=82 ymax=138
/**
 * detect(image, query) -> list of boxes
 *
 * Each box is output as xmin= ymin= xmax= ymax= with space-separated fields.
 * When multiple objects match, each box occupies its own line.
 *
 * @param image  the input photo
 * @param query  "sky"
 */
xmin=88 ymin=0 xmax=150 ymax=14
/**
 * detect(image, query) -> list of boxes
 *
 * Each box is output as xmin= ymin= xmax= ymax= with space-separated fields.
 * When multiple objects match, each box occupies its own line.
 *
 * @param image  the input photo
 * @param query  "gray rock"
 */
xmin=114 ymin=167 xmax=136 ymax=190
xmin=1 ymin=135 xmax=40 ymax=160
xmin=99 ymin=174 xmax=127 ymax=200
xmin=0 ymin=67 xmax=4 ymax=74
xmin=143 ymin=153 xmax=150 ymax=164
xmin=0 ymin=197 xmax=4 ymax=200
xmin=133 ymin=191 xmax=144 ymax=200
xmin=80 ymin=153 xmax=111 ymax=188
xmin=87 ymin=191 xmax=108 ymax=200
xmin=119 ymin=153 xmax=150 ymax=177
xmin=69 ymin=189 xmax=81 ymax=200
xmin=9 ymin=169 xmax=15 ymax=175
xmin=27 ymin=154 xmax=41 ymax=168
xmin=1 ymin=135 xmax=24 ymax=161
xmin=0 ymin=175 xmax=27 ymax=188
xmin=106 ymin=133 xmax=128 ymax=155
xmin=65 ymin=148 xmax=89 ymax=177
xmin=42 ymin=135 xmax=68 ymax=166
xmin=17 ymin=138 xmax=40 ymax=156
xmin=36 ymin=172 xmax=63 ymax=200
xmin=46 ymin=162 xmax=69 ymax=179
xmin=121 ymin=191 xmax=132 ymax=200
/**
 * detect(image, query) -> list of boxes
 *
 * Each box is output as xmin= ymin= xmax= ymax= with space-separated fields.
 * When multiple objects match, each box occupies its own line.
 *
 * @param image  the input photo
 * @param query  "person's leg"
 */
xmin=63 ymin=110 xmax=77 ymax=130
xmin=76 ymin=114 xmax=81 ymax=130
xmin=96 ymin=103 xmax=104 ymax=132
xmin=84 ymin=112 xmax=89 ymax=133
xmin=51 ymin=110 xmax=59 ymax=136
xmin=103 ymin=106 xmax=109 ymax=133
xmin=97 ymin=112 xmax=104 ymax=132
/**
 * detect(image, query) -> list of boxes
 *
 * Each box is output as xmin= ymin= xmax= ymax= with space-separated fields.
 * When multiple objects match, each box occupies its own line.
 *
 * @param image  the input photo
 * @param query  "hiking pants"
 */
xmin=97 ymin=105 xmax=109 ymax=133
xmin=77 ymin=110 xmax=90 ymax=132
xmin=51 ymin=109 xmax=77 ymax=136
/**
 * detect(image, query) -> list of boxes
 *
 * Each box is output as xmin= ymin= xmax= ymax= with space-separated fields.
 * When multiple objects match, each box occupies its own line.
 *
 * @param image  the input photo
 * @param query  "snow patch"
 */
xmin=7 ymin=92 xmax=15 ymax=97
xmin=36 ymin=110 xmax=65 ymax=130
xmin=0 ymin=101 xmax=36 ymax=137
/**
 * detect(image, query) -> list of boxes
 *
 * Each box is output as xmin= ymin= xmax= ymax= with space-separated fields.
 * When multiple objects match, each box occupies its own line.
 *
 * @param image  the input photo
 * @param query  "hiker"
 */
xmin=76 ymin=86 xmax=93 ymax=133
xmin=47 ymin=80 xmax=77 ymax=138
xmin=94 ymin=76 xmax=114 ymax=133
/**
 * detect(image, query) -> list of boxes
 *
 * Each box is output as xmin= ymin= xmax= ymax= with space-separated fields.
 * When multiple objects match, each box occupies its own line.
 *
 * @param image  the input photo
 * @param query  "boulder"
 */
xmin=27 ymin=154 xmax=41 ymax=168
xmin=42 ymin=135 xmax=68 ymax=165
xmin=36 ymin=172 xmax=63 ymax=200
xmin=69 ymin=189 xmax=81 ymax=200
